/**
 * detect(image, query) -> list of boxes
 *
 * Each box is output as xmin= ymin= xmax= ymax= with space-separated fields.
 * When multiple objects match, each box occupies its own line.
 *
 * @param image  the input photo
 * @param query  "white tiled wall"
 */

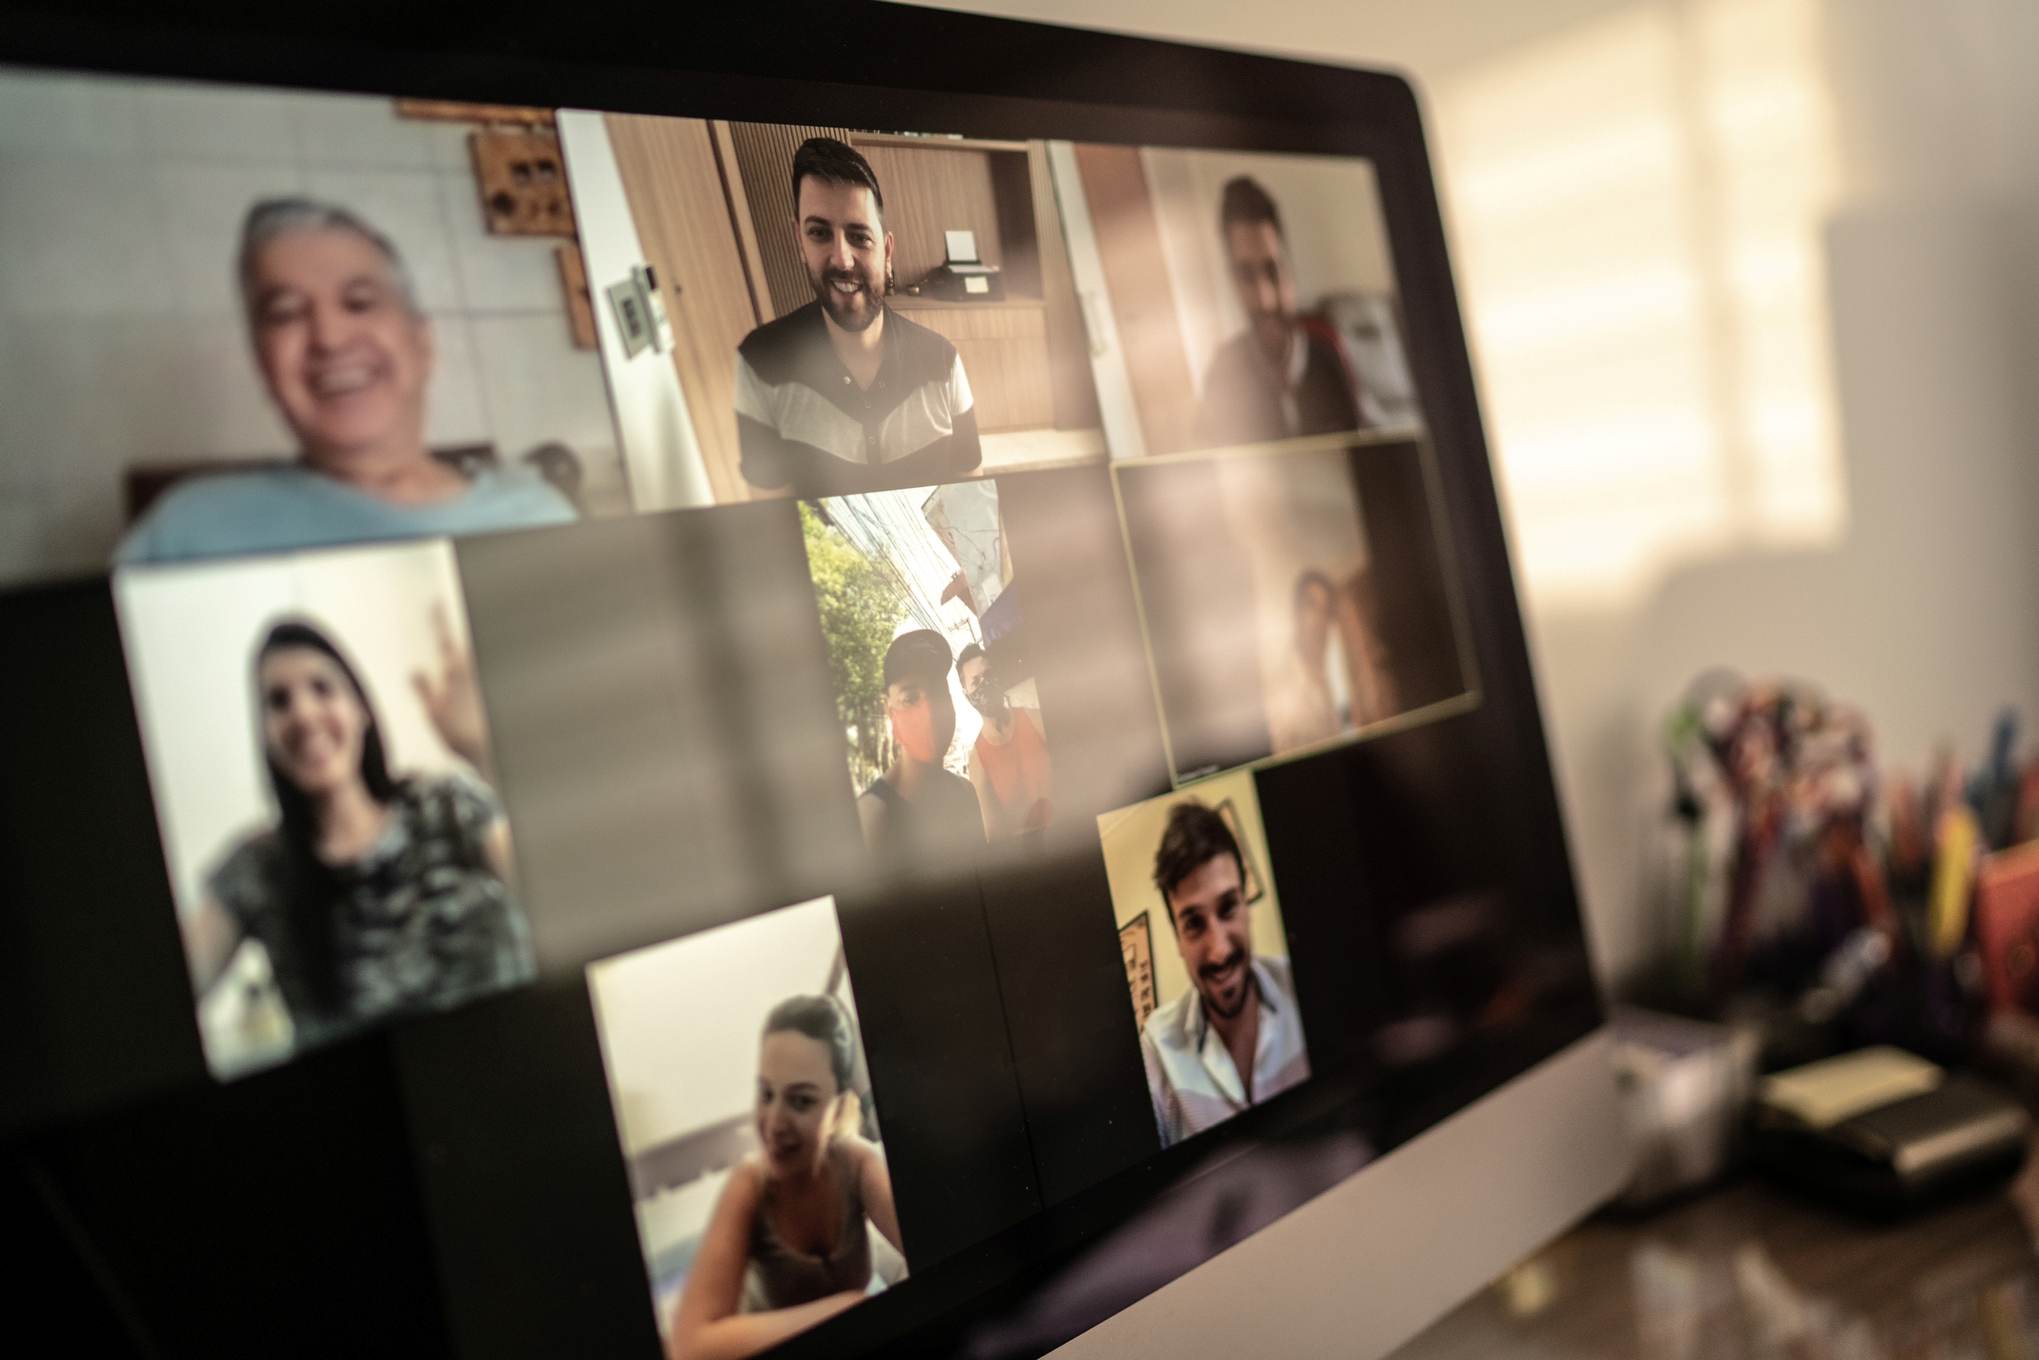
xmin=0 ymin=68 xmax=625 ymax=582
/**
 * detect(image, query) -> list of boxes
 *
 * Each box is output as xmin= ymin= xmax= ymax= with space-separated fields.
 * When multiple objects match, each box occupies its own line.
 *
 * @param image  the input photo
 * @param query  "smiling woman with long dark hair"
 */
xmin=179 ymin=615 xmax=533 ymax=1058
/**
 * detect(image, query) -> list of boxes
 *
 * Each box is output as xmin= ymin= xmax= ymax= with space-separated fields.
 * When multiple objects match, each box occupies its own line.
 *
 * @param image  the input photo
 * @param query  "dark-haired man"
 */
xmin=733 ymin=136 xmax=983 ymax=496
xmin=858 ymin=629 xmax=986 ymax=857
xmin=1194 ymin=175 xmax=1363 ymax=448
xmin=1140 ymin=800 xmax=1309 ymax=1147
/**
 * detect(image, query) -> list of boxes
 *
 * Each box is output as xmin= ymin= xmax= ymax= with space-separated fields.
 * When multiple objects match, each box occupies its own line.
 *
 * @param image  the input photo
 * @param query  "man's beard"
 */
xmin=812 ymin=265 xmax=882 ymax=333
xmin=967 ymin=686 xmax=1006 ymax=720
xmin=1196 ymin=947 xmax=1251 ymax=1020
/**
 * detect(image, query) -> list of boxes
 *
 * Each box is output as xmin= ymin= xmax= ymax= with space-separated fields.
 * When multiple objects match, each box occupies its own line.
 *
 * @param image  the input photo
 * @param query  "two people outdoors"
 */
xmin=856 ymin=628 xmax=1052 ymax=857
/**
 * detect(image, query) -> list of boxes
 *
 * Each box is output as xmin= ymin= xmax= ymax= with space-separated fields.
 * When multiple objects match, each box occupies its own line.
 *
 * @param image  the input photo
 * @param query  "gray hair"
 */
xmin=236 ymin=196 xmax=421 ymax=318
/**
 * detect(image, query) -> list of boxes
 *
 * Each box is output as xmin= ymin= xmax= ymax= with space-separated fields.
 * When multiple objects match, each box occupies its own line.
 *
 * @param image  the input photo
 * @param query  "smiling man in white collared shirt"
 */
xmin=1140 ymin=801 xmax=1311 ymax=1148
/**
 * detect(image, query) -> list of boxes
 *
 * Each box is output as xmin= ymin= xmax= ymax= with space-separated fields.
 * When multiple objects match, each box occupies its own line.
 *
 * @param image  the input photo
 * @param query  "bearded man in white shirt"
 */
xmin=1140 ymin=801 xmax=1311 ymax=1147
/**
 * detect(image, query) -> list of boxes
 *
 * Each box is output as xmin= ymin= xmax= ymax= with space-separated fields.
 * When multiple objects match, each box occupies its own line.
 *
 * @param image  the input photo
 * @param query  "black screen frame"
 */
xmin=0 ymin=3 xmax=1600 ymax=1356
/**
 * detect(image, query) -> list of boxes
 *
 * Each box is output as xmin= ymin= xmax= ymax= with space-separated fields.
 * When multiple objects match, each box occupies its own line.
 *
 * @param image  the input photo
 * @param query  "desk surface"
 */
xmin=1390 ymin=1156 xmax=2039 ymax=1358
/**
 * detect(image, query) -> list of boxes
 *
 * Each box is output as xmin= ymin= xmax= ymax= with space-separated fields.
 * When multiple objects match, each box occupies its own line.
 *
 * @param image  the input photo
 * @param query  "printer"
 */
xmin=915 ymin=229 xmax=1003 ymax=302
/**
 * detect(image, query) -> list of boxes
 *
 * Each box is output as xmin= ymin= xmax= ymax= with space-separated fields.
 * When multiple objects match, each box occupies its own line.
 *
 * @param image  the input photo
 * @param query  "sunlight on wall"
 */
xmin=1438 ymin=0 xmax=1842 ymax=607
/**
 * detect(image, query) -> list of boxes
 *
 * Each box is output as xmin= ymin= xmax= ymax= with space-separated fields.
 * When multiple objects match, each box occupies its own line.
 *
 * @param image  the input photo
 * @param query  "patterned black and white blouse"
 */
xmin=208 ymin=774 xmax=533 ymax=1050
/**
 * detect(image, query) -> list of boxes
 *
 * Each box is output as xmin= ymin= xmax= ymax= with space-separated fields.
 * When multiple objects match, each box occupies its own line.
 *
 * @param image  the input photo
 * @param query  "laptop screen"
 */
xmin=0 ymin=16 xmax=1602 ymax=1357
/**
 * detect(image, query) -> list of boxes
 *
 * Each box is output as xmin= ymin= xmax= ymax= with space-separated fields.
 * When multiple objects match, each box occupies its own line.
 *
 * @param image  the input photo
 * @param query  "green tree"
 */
xmin=801 ymin=502 xmax=904 ymax=785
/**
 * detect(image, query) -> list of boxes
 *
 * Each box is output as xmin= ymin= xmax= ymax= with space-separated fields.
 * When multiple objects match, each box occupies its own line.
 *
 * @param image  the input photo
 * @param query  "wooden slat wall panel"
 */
xmin=710 ymin=121 xmax=774 ymax=323
xmin=990 ymin=152 xmax=1040 ymax=297
xmin=726 ymin=121 xmax=857 ymax=318
xmin=1027 ymin=143 xmax=1102 ymax=431
xmin=854 ymin=142 xmax=1010 ymax=292
xmin=605 ymin=113 xmax=764 ymax=503
xmin=892 ymin=301 xmax=1053 ymax=431
xmin=890 ymin=301 xmax=1047 ymax=341
xmin=1072 ymin=144 xmax=1198 ymax=455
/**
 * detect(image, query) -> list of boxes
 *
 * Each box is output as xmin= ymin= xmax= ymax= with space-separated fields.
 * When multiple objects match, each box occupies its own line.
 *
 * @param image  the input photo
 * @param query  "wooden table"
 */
xmin=1389 ymin=1155 xmax=2039 ymax=1358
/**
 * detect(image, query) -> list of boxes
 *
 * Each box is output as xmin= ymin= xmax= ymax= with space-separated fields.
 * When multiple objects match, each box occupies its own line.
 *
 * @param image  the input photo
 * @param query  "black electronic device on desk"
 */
xmin=1750 ymin=1047 xmax=2031 ymax=1213
xmin=0 ymin=3 xmax=1628 ymax=1358
xmin=914 ymin=228 xmax=1004 ymax=301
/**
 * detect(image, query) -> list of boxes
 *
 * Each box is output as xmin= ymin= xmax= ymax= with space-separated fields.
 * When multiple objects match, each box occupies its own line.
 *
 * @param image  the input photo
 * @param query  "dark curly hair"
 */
xmin=1151 ymin=801 xmax=1244 ymax=926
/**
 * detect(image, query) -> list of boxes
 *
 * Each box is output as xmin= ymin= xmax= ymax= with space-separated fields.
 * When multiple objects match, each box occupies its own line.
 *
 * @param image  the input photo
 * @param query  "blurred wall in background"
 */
xmin=902 ymin=0 xmax=2039 ymax=988
xmin=0 ymin=77 xmax=624 ymax=573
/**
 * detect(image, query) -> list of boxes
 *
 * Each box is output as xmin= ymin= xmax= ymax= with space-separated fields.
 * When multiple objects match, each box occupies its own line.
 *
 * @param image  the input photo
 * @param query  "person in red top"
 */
xmin=956 ymin=643 xmax=1052 ymax=840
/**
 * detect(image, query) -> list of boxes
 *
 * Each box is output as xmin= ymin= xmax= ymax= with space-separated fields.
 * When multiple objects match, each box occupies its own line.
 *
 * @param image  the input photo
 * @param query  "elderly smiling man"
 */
xmin=116 ymin=197 xmax=577 ymax=564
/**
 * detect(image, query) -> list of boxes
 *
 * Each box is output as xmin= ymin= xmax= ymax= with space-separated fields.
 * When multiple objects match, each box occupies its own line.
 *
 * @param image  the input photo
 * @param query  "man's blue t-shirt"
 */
xmin=115 ymin=464 xmax=578 ymax=565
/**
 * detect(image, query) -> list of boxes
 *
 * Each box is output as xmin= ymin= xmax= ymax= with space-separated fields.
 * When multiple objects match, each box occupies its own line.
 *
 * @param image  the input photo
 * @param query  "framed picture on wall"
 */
xmin=1120 ymin=912 xmax=1156 ymax=1030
